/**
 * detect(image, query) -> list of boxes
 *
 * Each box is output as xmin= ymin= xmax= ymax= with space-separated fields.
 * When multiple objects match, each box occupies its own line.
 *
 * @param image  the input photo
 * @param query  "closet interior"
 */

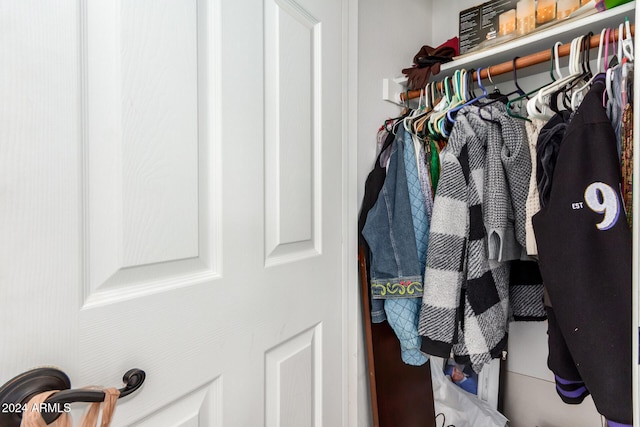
xmin=357 ymin=1 xmax=639 ymax=426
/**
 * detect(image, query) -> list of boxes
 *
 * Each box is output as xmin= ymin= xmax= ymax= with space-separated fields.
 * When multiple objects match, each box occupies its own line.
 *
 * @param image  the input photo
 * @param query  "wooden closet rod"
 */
xmin=401 ymin=23 xmax=635 ymax=102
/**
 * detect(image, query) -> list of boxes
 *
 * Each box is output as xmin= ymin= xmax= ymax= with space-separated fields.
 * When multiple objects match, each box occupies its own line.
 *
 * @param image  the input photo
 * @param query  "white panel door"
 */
xmin=0 ymin=0 xmax=351 ymax=426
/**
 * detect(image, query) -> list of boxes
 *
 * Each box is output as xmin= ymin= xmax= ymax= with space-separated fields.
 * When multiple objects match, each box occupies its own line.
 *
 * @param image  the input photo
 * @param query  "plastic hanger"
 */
xmin=416 ymin=83 xmax=441 ymax=139
xmin=528 ymin=36 xmax=584 ymax=119
xmin=427 ymin=76 xmax=452 ymax=138
xmin=605 ymin=27 xmax=612 ymax=69
xmin=412 ymin=87 xmax=436 ymax=135
xmin=507 ymin=44 xmax=558 ymax=121
xmin=436 ymin=71 xmax=465 ymax=136
xmin=527 ymin=38 xmax=579 ymax=112
xmin=430 ymin=73 xmax=463 ymax=137
xmin=479 ymin=58 xmax=528 ymax=112
xmin=603 ymin=19 xmax=634 ymax=107
xmin=383 ymin=113 xmax=409 ymax=133
xmin=622 ymin=17 xmax=634 ymax=61
xmin=475 ymin=61 xmax=524 ymax=123
xmin=445 ymin=67 xmax=490 ymax=124
xmin=403 ymin=87 xmax=428 ymax=134
xmin=427 ymin=76 xmax=451 ymax=137
xmin=621 ymin=19 xmax=634 ymax=106
xmin=512 ymin=56 xmax=528 ymax=95
xmin=617 ymin=22 xmax=623 ymax=61
xmin=465 ymin=68 xmax=477 ymax=101
xmin=550 ymin=35 xmax=587 ymax=113
xmin=571 ymin=28 xmax=607 ymax=110
xmin=605 ymin=22 xmax=626 ymax=104
xmin=549 ymin=35 xmax=585 ymax=89
xmin=486 ymin=66 xmax=501 ymax=95
xmin=556 ymin=32 xmax=594 ymax=112
xmin=605 ymin=26 xmax=619 ymax=104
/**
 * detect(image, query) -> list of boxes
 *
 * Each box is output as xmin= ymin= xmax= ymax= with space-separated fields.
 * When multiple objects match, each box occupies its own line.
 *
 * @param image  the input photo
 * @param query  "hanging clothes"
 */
xmin=489 ymin=105 xmax=547 ymax=322
xmin=485 ymin=104 xmax=531 ymax=262
xmin=379 ymin=128 xmax=431 ymax=366
xmin=362 ymin=129 xmax=427 ymax=366
xmin=415 ymin=137 xmax=435 ymax=220
xmin=362 ymin=132 xmax=424 ymax=298
xmin=524 ymin=118 xmax=547 ymax=256
xmin=619 ymin=61 xmax=634 ymax=228
xmin=532 ymin=77 xmax=632 ymax=427
xmin=621 ymin=102 xmax=634 ymax=227
xmin=358 ymin=128 xmax=397 ymax=324
xmin=508 ymin=260 xmax=545 ymax=321
xmin=606 ymin=64 xmax=625 ymax=156
xmin=417 ymin=105 xmax=511 ymax=373
xmin=536 ymin=110 xmax=572 ymax=208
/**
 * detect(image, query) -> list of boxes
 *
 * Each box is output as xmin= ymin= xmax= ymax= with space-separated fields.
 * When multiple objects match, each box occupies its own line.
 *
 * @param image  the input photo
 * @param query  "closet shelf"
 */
xmin=382 ymin=1 xmax=635 ymax=105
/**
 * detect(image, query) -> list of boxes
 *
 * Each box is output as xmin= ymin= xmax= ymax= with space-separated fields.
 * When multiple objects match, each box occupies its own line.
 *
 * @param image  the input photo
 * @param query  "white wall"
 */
xmin=357 ymin=0 xmax=434 ymax=203
xmin=429 ymin=0 xmax=481 ymax=45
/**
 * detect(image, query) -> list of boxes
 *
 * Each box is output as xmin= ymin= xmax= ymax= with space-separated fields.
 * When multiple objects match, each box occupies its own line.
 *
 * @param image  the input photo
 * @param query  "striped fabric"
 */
xmin=554 ymin=375 xmax=590 ymax=404
xmin=418 ymin=107 xmax=510 ymax=373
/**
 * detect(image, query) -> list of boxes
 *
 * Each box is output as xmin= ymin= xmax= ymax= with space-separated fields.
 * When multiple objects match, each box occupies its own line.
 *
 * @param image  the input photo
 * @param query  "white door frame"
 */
xmin=345 ymin=0 xmax=363 ymax=425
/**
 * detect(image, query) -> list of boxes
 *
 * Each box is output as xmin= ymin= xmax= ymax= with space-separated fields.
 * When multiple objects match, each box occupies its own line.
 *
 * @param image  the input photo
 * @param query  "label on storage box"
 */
xmin=459 ymin=0 xmax=518 ymax=55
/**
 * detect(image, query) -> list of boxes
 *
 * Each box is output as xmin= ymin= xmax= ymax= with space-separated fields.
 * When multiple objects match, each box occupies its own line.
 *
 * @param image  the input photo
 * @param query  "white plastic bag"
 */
xmin=430 ymin=357 xmax=508 ymax=427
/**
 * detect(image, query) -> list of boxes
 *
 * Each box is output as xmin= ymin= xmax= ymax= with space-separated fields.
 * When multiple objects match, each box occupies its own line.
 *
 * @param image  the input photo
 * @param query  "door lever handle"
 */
xmin=0 ymin=367 xmax=145 ymax=426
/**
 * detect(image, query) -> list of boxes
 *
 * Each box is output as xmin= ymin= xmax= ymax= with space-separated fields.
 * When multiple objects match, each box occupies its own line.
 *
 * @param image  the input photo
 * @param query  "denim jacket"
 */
xmin=362 ymin=134 xmax=428 ymax=365
xmin=362 ymin=136 xmax=423 ymax=299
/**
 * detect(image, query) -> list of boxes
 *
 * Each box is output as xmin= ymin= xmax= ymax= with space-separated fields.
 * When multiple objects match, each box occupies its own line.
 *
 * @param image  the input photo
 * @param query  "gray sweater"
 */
xmin=484 ymin=103 xmax=531 ymax=261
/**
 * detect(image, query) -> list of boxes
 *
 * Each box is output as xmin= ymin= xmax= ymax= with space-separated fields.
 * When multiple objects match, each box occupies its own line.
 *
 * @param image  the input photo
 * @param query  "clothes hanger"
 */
xmin=474 ymin=66 xmax=506 ymax=123
xmin=386 ymin=106 xmax=414 ymax=135
xmin=384 ymin=114 xmax=406 ymax=133
xmin=465 ymin=68 xmax=478 ymax=100
xmin=622 ymin=17 xmax=634 ymax=61
xmin=436 ymin=70 xmax=463 ymax=136
xmin=603 ymin=25 xmax=619 ymax=105
xmin=415 ymin=83 xmax=440 ymax=139
xmin=410 ymin=87 xmax=438 ymax=136
xmin=555 ymin=31 xmax=593 ymax=112
xmin=621 ymin=19 xmax=634 ymax=106
xmin=528 ymin=36 xmax=584 ymax=120
xmin=427 ymin=76 xmax=452 ymax=138
xmin=603 ymin=20 xmax=634 ymax=108
xmin=475 ymin=63 xmax=519 ymax=124
xmin=605 ymin=23 xmax=624 ymax=104
xmin=426 ymin=76 xmax=452 ymax=137
xmin=507 ymin=44 xmax=559 ymax=121
xmin=438 ymin=69 xmax=471 ymax=135
xmin=429 ymin=72 xmax=463 ymax=137
xmin=403 ymin=88 xmax=428 ymax=136
xmin=445 ymin=67 xmax=490 ymax=125
xmin=412 ymin=87 xmax=429 ymax=134
xmin=532 ymin=37 xmax=580 ymax=111
xmin=527 ymin=36 xmax=584 ymax=120
xmin=479 ymin=56 xmax=529 ymax=122
xmin=571 ymin=28 xmax=607 ymax=110
xmin=486 ymin=66 xmax=502 ymax=96
xmin=551 ymin=36 xmax=587 ymax=113
xmin=512 ymin=56 xmax=527 ymax=95
xmin=479 ymin=58 xmax=528 ymax=113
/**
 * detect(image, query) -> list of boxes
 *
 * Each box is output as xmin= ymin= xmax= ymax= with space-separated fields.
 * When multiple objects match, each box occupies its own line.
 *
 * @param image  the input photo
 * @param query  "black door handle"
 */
xmin=0 ymin=367 xmax=145 ymax=426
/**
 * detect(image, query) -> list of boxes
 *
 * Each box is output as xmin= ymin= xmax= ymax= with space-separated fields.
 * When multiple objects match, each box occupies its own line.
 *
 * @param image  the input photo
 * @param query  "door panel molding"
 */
xmin=80 ymin=0 xmax=222 ymax=306
xmin=130 ymin=377 xmax=222 ymax=427
xmin=264 ymin=0 xmax=323 ymax=267
xmin=265 ymin=323 xmax=322 ymax=427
